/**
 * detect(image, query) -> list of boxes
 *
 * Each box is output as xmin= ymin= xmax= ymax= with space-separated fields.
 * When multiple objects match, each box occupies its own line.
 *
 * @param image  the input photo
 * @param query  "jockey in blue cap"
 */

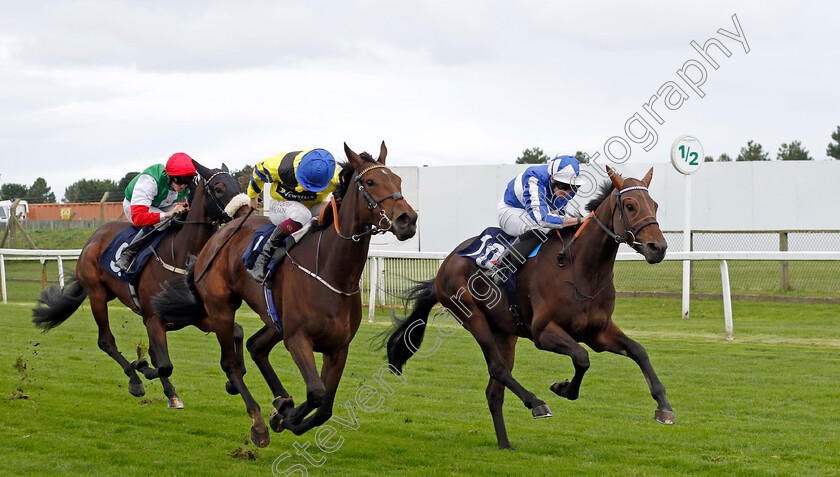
xmin=246 ymin=148 xmax=340 ymax=283
xmin=490 ymin=155 xmax=587 ymax=285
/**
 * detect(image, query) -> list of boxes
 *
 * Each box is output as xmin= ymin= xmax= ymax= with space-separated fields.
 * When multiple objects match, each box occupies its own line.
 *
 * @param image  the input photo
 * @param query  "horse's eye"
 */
xmin=365 ymin=179 xmax=375 ymax=187
xmin=214 ymin=186 xmax=225 ymax=195
xmin=626 ymin=203 xmax=635 ymax=212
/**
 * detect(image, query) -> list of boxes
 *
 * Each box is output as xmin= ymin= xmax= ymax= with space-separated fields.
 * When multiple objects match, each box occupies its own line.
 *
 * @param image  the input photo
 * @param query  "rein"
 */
xmin=194 ymin=206 xmax=255 ymax=283
xmin=556 ymin=184 xmax=657 ymax=301
xmin=288 ymin=162 xmax=402 ymax=296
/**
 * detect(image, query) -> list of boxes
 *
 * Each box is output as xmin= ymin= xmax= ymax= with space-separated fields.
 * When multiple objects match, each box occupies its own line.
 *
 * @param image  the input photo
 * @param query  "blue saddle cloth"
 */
xmin=456 ymin=227 xmax=542 ymax=293
xmin=99 ymin=226 xmax=167 ymax=283
xmin=241 ymin=224 xmax=283 ymax=274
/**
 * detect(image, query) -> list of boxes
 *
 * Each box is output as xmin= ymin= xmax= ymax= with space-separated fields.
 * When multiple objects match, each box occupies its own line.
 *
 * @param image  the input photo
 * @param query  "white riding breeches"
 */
xmin=497 ymin=199 xmax=550 ymax=237
xmin=268 ymin=200 xmax=327 ymax=242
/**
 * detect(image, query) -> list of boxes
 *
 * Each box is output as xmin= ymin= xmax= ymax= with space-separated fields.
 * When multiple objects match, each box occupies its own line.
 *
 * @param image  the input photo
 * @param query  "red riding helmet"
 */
xmin=165 ymin=152 xmax=198 ymax=177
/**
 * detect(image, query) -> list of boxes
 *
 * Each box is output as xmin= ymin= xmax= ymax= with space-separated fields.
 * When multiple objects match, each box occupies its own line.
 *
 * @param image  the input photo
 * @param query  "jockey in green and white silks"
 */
xmin=245 ymin=148 xmax=340 ymax=283
xmin=116 ymin=152 xmax=197 ymax=272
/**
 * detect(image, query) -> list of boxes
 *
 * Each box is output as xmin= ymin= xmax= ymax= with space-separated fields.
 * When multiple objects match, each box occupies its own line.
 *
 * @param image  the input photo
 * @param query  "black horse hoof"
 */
xmin=250 ymin=425 xmax=270 ymax=448
xmin=131 ymin=358 xmax=149 ymax=371
xmin=272 ymin=395 xmax=295 ymax=412
xmin=225 ymin=380 xmax=240 ymax=396
xmin=269 ymin=409 xmax=285 ymax=433
xmin=128 ymin=381 xmax=145 ymax=397
xmin=550 ymin=380 xmax=579 ymax=400
xmin=531 ymin=403 xmax=552 ymax=418
xmin=655 ymin=409 xmax=676 ymax=425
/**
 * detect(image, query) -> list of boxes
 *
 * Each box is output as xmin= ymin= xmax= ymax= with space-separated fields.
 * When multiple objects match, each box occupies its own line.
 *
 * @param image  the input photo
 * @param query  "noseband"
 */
xmin=337 ymin=164 xmax=405 ymax=241
xmin=591 ymin=185 xmax=659 ymax=246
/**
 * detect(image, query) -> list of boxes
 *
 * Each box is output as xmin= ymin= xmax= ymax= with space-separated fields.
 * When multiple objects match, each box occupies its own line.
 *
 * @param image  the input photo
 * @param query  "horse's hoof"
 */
xmin=532 ymin=403 xmax=552 ymax=419
xmin=250 ymin=425 xmax=270 ymax=448
xmin=128 ymin=381 xmax=145 ymax=397
xmin=130 ymin=358 xmax=148 ymax=371
xmin=655 ymin=409 xmax=675 ymax=425
xmin=550 ymin=380 xmax=579 ymax=400
xmin=225 ymin=380 xmax=240 ymax=396
xmin=167 ymin=396 xmax=184 ymax=409
xmin=269 ymin=409 xmax=286 ymax=433
xmin=272 ymin=395 xmax=294 ymax=412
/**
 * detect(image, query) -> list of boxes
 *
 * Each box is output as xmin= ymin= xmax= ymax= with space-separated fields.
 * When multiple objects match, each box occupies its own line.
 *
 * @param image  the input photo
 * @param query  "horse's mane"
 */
xmin=333 ymin=153 xmax=378 ymax=201
xmin=312 ymin=153 xmax=379 ymax=232
xmin=586 ymin=180 xmax=616 ymax=213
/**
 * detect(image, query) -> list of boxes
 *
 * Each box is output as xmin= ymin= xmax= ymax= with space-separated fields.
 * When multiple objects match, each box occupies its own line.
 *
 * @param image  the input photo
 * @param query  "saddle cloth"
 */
xmin=456 ymin=227 xmax=543 ymax=292
xmin=100 ymin=226 xmax=167 ymax=283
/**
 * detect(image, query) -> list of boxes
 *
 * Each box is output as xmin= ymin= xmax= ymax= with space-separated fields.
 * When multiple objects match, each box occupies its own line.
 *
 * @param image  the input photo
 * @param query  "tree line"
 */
xmin=0 ymin=166 xmax=254 ymax=204
xmin=516 ymin=126 xmax=840 ymax=164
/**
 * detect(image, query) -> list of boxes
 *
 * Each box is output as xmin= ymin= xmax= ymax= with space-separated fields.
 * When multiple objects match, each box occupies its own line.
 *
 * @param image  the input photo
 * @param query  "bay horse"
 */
xmin=385 ymin=166 xmax=673 ymax=450
xmin=153 ymin=142 xmax=417 ymax=447
xmin=32 ymin=161 xmax=249 ymax=409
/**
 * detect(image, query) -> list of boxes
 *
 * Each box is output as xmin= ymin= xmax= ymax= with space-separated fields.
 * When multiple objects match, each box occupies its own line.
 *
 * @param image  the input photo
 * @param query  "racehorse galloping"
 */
xmin=386 ymin=166 xmax=673 ymax=450
xmin=32 ymin=162 xmax=249 ymax=409
xmin=154 ymin=142 xmax=417 ymax=447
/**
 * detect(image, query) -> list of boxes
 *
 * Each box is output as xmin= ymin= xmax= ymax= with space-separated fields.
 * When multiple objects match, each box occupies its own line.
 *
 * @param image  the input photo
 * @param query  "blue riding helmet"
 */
xmin=296 ymin=149 xmax=336 ymax=192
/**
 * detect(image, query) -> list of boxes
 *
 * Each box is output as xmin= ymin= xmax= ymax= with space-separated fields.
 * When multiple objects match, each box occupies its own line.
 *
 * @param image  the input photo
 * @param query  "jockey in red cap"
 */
xmin=115 ymin=153 xmax=198 ymax=273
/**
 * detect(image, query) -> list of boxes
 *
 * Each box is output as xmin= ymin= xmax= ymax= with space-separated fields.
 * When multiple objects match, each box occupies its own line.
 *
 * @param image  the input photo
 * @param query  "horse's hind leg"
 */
xmin=214 ymin=318 xmax=269 ymax=447
xmin=465 ymin=314 xmax=549 ymax=418
xmin=486 ymin=333 xmax=518 ymax=450
xmin=535 ymin=321 xmax=590 ymax=401
xmin=134 ymin=316 xmax=184 ymax=409
xmin=248 ymin=325 xmax=296 ymax=432
xmin=589 ymin=322 xmax=675 ymax=425
xmin=89 ymin=293 xmax=145 ymax=397
xmin=224 ymin=322 xmax=250 ymax=396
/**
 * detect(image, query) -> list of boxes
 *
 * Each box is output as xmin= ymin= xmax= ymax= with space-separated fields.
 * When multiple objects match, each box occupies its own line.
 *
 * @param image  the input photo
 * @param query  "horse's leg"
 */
xmin=589 ymin=322 xmax=675 ymax=425
xmin=465 ymin=314 xmax=550 ymax=418
xmin=133 ymin=317 xmax=184 ymax=408
xmin=535 ymin=321 xmax=590 ymax=401
xmin=89 ymin=292 xmax=145 ymax=397
xmin=281 ymin=346 xmax=348 ymax=436
xmin=248 ymin=325 xmax=296 ymax=432
xmin=214 ymin=319 xmax=270 ymax=447
xmin=486 ymin=333 xmax=518 ymax=450
xmin=280 ymin=333 xmax=326 ymax=427
xmin=224 ymin=322 xmax=249 ymax=396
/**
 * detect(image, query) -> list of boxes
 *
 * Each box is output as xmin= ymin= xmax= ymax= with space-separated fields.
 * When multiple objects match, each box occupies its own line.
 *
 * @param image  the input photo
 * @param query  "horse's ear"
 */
xmin=192 ymin=160 xmax=212 ymax=180
xmin=221 ymin=163 xmax=229 ymax=172
xmin=642 ymin=167 xmax=653 ymax=187
xmin=606 ymin=165 xmax=624 ymax=190
xmin=344 ymin=142 xmax=364 ymax=169
xmin=378 ymin=141 xmax=387 ymax=165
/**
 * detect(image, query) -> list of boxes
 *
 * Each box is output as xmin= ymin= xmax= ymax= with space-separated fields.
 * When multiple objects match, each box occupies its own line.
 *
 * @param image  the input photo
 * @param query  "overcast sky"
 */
xmin=1 ymin=1 xmax=838 ymax=200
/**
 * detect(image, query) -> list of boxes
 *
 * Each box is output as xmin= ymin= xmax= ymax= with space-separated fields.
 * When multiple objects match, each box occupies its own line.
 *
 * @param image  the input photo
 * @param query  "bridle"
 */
xmin=173 ymin=171 xmax=238 ymax=227
xmin=336 ymin=164 xmax=406 ymax=242
xmin=590 ymin=185 xmax=658 ymax=247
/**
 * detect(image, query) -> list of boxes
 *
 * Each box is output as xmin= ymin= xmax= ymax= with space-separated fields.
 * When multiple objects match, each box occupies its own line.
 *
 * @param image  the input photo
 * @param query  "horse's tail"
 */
xmin=153 ymin=262 xmax=205 ymax=324
xmin=385 ymin=279 xmax=439 ymax=372
xmin=32 ymin=275 xmax=88 ymax=331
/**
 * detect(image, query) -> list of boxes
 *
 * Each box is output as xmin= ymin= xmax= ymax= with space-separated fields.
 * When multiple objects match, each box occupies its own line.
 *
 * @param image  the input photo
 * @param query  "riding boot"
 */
xmin=116 ymin=227 xmax=159 ymax=273
xmin=248 ymin=226 xmax=289 ymax=284
xmin=489 ymin=229 xmax=545 ymax=286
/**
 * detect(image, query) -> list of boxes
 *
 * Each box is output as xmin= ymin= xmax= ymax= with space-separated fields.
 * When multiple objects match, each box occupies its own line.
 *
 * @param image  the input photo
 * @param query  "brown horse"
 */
xmin=32 ymin=161 xmax=249 ymax=408
xmin=385 ymin=166 xmax=673 ymax=450
xmin=153 ymin=142 xmax=417 ymax=447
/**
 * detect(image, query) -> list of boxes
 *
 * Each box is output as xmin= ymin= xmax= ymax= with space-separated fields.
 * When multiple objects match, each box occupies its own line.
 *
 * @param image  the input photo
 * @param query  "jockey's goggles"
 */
xmin=170 ymin=175 xmax=194 ymax=186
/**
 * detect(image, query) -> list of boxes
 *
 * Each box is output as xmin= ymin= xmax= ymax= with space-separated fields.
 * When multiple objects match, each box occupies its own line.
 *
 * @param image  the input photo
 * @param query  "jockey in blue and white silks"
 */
xmin=491 ymin=155 xmax=587 ymax=286
xmin=498 ymin=155 xmax=586 ymax=237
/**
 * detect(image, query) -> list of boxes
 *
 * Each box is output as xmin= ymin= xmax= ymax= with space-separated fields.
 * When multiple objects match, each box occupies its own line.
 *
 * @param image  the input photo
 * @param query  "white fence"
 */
xmin=3 ymin=247 xmax=838 ymax=340
xmin=366 ymin=250 xmax=840 ymax=340
xmin=0 ymin=248 xmax=82 ymax=304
